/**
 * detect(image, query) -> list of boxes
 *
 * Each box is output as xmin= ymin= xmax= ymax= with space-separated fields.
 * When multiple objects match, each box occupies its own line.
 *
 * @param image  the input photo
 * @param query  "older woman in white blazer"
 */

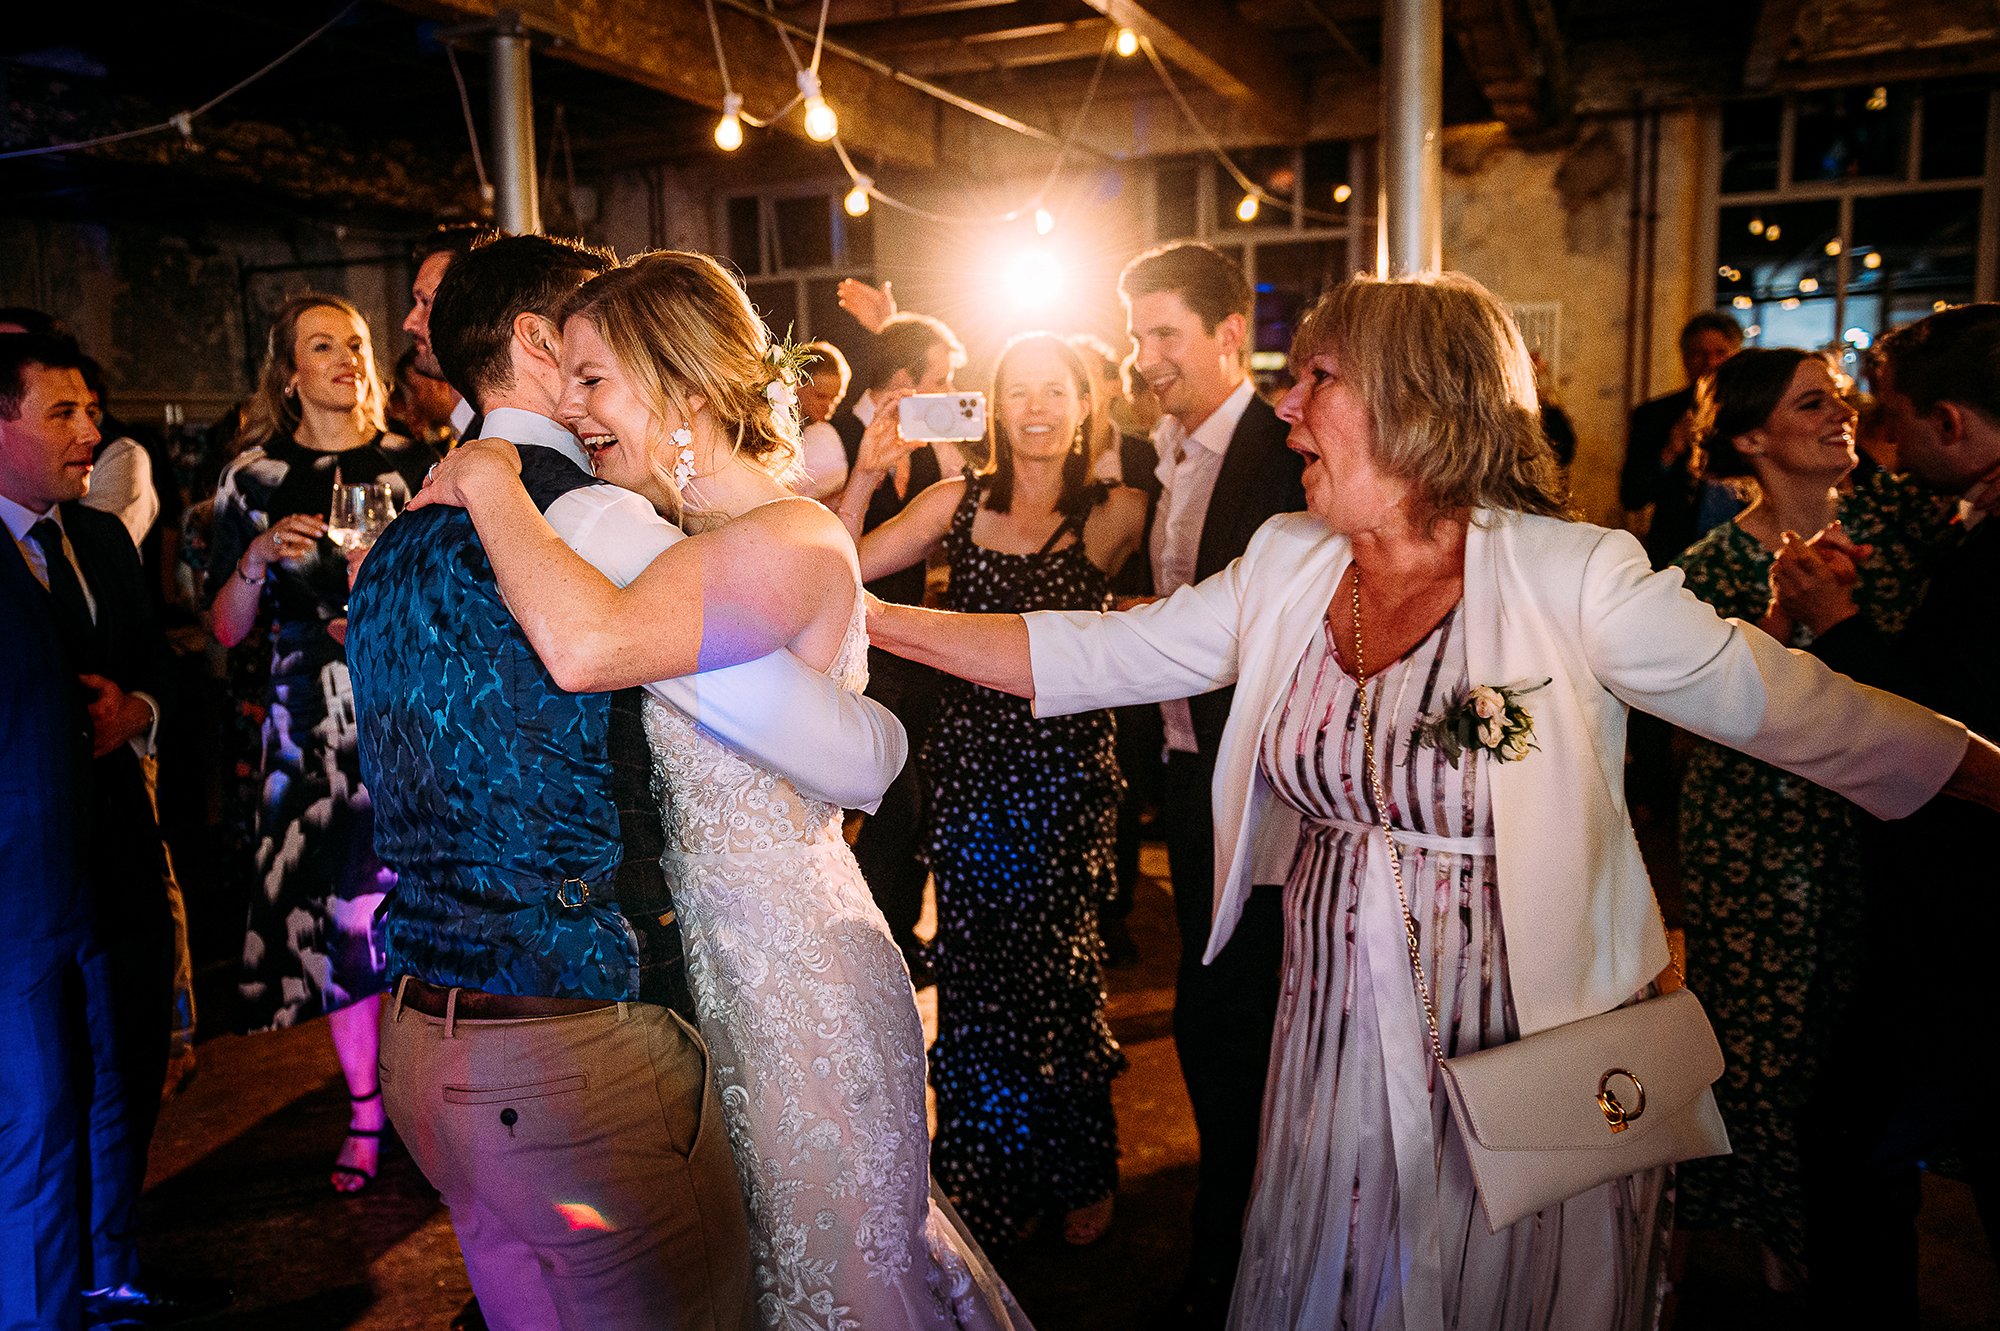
xmin=868 ymin=273 xmax=2000 ymax=1331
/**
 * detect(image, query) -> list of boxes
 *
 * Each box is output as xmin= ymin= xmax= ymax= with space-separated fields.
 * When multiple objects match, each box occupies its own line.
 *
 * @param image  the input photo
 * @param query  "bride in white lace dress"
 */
xmin=416 ymin=250 xmax=1030 ymax=1331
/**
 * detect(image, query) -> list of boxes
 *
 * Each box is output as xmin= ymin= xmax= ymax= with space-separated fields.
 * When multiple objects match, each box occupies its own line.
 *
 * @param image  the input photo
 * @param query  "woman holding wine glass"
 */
xmin=204 ymin=293 xmax=437 ymax=1192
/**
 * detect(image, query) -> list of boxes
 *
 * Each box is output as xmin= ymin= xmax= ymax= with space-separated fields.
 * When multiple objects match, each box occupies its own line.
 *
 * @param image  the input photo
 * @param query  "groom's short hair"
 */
xmin=431 ymin=234 xmax=613 ymax=409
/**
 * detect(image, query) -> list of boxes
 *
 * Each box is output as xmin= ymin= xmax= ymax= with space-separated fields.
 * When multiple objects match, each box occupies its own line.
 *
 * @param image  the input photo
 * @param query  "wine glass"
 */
xmin=328 ymin=480 xmax=400 ymax=553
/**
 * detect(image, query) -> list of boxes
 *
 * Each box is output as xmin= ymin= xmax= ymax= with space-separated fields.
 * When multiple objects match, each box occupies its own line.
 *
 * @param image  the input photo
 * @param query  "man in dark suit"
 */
xmin=1620 ymin=310 xmax=1743 ymax=569
xmin=1770 ymin=303 xmax=2000 ymax=1323
xmin=0 ymin=334 xmax=210 ymax=1327
xmin=1118 ymin=241 xmax=1306 ymax=1327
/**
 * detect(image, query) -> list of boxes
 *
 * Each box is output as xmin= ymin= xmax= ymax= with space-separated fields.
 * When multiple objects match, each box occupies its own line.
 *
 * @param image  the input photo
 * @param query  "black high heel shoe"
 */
xmin=331 ymin=1086 xmax=388 ymax=1193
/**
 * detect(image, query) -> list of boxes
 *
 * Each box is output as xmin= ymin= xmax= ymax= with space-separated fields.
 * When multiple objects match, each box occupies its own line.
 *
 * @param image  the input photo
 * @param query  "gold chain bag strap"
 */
xmin=1345 ymin=573 xmax=1730 ymax=1233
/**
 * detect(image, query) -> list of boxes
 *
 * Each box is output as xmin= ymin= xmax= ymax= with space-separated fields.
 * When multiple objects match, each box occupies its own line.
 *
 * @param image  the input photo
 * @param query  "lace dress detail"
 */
xmin=644 ymin=585 xmax=1029 ymax=1331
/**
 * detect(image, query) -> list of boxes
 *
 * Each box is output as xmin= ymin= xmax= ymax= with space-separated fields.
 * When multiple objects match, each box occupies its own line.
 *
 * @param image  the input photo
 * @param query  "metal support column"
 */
xmin=491 ymin=12 xmax=540 ymax=235
xmin=1377 ymin=0 xmax=1442 ymax=278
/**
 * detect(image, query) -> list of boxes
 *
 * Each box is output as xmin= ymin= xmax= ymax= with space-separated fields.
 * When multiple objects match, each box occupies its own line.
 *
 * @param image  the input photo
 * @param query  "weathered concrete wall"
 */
xmin=1441 ymin=111 xmax=1712 ymax=525
xmin=0 ymin=217 xmax=412 ymax=429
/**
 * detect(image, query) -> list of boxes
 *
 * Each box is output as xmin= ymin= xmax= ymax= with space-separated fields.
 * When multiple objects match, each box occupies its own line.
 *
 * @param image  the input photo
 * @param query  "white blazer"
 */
xmin=1025 ymin=509 xmax=1970 ymax=1037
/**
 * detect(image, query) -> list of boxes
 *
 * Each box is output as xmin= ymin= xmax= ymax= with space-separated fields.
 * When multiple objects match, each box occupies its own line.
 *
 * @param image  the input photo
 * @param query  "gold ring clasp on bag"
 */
xmin=1596 ymin=1069 xmax=1646 ymax=1133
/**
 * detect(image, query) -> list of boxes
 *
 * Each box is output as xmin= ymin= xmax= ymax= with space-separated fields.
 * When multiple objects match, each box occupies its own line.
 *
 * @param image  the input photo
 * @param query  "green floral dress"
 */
xmin=1672 ymin=465 xmax=1952 ymax=1264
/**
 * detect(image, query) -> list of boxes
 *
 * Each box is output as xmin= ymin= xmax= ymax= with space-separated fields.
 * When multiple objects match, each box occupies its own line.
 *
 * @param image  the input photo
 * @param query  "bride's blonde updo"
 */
xmin=559 ymin=249 xmax=804 ymax=485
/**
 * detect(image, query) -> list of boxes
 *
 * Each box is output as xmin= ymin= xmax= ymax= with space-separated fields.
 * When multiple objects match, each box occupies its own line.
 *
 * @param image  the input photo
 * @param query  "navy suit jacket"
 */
xmin=0 ymin=530 xmax=91 ymax=961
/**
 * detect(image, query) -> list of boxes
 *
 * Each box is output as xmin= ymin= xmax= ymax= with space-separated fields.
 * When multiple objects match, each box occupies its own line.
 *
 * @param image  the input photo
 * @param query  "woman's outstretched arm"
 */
xmin=411 ymin=438 xmax=846 ymax=692
xmin=866 ymin=598 xmax=1034 ymax=698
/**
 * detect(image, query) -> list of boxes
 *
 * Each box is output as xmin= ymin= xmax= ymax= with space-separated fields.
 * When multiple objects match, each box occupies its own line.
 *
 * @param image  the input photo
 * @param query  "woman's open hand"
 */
xmin=407 ymin=437 xmax=524 ymax=512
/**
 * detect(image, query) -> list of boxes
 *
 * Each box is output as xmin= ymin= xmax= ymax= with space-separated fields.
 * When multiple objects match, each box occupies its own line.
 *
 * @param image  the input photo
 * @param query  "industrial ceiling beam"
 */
xmin=1074 ymin=0 xmax=1308 ymax=139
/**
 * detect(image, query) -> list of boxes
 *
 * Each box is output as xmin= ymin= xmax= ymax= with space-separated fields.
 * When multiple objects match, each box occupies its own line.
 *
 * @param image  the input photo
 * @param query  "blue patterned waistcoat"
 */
xmin=349 ymin=447 xmax=685 ymax=1008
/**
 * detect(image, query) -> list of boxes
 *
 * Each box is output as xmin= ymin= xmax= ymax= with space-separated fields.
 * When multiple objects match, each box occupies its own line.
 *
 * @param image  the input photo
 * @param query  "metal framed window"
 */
xmin=715 ymin=184 xmax=876 ymax=342
xmin=1709 ymin=79 xmax=1999 ymax=372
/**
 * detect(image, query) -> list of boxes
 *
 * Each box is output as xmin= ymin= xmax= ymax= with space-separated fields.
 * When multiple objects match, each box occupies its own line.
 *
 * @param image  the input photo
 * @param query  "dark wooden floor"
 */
xmin=138 ymin=852 xmax=1999 ymax=1329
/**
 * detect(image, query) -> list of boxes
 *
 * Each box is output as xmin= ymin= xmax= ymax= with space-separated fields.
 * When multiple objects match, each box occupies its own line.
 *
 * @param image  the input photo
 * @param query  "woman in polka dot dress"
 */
xmin=836 ymin=332 xmax=1150 ymax=1249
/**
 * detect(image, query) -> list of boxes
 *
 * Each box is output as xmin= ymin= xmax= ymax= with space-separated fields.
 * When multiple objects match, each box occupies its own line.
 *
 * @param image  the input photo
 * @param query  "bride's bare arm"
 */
xmin=865 ymin=598 xmax=1035 ymax=699
xmin=414 ymin=441 xmax=850 ymax=692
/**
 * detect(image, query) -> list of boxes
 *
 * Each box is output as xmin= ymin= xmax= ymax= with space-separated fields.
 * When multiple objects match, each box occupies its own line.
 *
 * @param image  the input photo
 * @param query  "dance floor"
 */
xmin=134 ymin=846 xmax=1999 ymax=1329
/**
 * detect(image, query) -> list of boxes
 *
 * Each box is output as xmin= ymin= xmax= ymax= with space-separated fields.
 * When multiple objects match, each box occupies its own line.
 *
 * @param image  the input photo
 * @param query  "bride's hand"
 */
xmin=407 ymin=437 xmax=524 ymax=511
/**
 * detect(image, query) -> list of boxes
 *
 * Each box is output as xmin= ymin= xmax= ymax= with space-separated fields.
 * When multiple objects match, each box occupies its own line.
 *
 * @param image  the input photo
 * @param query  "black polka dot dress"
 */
xmin=924 ymin=475 xmax=1127 ymax=1246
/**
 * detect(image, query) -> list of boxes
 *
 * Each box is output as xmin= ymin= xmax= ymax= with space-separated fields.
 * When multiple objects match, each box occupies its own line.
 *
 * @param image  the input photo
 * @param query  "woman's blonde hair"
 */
xmin=559 ymin=250 xmax=802 ymax=503
xmin=1290 ymin=273 xmax=1569 ymax=523
xmin=239 ymin=293 xmax=386 ymax=448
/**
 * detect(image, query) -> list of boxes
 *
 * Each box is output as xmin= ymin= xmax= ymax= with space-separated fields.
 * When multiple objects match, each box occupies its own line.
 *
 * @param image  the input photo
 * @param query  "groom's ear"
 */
xmin=512 ymin=312 xmax=563 ymax=371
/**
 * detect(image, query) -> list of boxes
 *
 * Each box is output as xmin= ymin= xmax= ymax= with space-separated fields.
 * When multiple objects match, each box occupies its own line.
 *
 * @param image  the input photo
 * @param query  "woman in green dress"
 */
xmin=1672 ymin=348 xmax=1952 ymax=1283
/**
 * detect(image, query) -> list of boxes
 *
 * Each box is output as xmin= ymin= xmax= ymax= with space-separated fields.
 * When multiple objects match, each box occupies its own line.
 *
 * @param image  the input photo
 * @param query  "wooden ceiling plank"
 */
xmin=1074 ymin=0 xmax=1307 ymax=136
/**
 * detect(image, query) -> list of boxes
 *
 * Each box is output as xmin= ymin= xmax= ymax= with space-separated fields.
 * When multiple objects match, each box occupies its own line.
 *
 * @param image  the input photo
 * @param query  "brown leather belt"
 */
xmin=395 ymin=976 xmax=617 ymax=1022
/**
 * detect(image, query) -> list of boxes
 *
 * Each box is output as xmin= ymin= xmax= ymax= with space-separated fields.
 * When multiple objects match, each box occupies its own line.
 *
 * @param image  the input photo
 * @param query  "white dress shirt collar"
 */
xmin=479 ymin=407 xmax=591 ymax=472
xmin=1169 ymin=377 xmax=1257 ymax=460
xmin=450 ymin=395 xmax=476 ymax=437
xmin=0 ymin=489 xmax=57 ymax=543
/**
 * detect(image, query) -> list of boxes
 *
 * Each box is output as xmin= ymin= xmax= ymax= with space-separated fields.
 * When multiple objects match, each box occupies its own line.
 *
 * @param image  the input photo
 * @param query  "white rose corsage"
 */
xmin=761 ymin=332 xmax=817 ymax=413
xmin=1413 ymin=678 xmax=1550 ymax=767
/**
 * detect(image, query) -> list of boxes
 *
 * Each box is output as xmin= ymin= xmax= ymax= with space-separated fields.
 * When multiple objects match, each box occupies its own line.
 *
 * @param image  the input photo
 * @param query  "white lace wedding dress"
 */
xmin=644 ymin=587 xmax=1032 ymax=1331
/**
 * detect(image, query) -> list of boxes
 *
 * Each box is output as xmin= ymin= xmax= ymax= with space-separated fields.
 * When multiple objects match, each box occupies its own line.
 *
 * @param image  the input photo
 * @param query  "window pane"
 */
xmin=774 ymin=196 xmax=834 ymax=271
xmin=1720 ymin=98 xmax=1782 ymax=194
xmin=1715 ymin=199 xmax=1840 ymax=351
xmin=1849 ymin=189 xmax=1982 ymax=339
xmin=1217 ymin=146 xmax=1296 ymax=232
xmin=1302 ymin=141 xmax=1355 ymax=220
xmin=1792 ymin=85 xmax=1909 ymax=182
xmin=1919 ymin=81 xmax=1990 ymax=180
xmin=1155 ymin=157 xmax=1200 ymax=239
xmin=746 ymin=280 xmax=798 ymax=341
xmin=1252 ymin=240 xmax=1345 ymax=385
xmin=727 ymin=196 xmax=762 ymax=275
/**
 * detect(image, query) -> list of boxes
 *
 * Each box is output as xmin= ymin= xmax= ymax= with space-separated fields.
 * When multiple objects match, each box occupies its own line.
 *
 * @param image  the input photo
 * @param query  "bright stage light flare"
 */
xmin=1034 ymin=207 xmax=1054 ymax=236
xmin=845 ymin=179 xmax=871 ymax=217
xmin=1115 ymin=27 xmax=1139 ymax=57
xmin=1003 ymin=247 xmax=1067 ymax=312
xmin=798 ymin=71 xmax=838 ymax=142
xmin=714 ymin=93 xmax=744 ymax=151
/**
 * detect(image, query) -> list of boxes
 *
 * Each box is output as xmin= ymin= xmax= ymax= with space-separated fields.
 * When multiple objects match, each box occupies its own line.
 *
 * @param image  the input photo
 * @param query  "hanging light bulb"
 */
xmin=1332 ymin=183 xmax=1352 ymax=204
xmin=1236 ymin=192 xmax=1261 ymax=223
xmin=1766 ymin=224 xmax=1781 ymax=241
xmin=844 ymin=177 xmax=871 ymax=217
xmin=1749 ymin=216 xmax=1764 ymax=236
xmin=1823 ymin=238 xmax=1842 ymax=257
xmin=714 ymin=93 xmax=744 ymax=152
xmin=1732 ymin=295 xmax=1753 ymax=310
xmin=1798 ymin=276 xmax=1819 ymax=293
xmin=1863 ymin=251 xmax=1883 ymax=270
xmin=1034 ymin=207 xmax=1055 ymax=236
xmin=1115 ymin=27 xmax=1139 ymax=57
xmin=799 ymin=70 xmax=838 ymax=142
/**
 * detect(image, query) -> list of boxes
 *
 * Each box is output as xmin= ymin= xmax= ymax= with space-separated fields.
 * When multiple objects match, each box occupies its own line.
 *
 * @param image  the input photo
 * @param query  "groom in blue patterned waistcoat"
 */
xmin=348 ymin=236 xmax=904 ymax=1331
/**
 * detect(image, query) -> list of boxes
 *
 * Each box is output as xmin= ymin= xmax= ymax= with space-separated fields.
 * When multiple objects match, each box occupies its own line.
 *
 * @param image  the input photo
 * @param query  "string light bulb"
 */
xmin=714 ymin=93 xmax=744 ymax=152
xmin=844 ymin=177 xmax=871 ymax=217
xmin=1749 ymin=217 xmax=1764 ymax=236
xmin=1863 ymin=252 xmax=1883 ymax=270
xmin=1235 ymin=193 xmax=1260 ymax=223
xmin=1824 ymin=238 xmax=1842 ymax=257
xmin=799 ymin=71 xmax=838 ymax=142
xmin=1034 ymin=207 xmax=1055 ymax=235
xmin=1798 ymin=276 xmax=1819 ymax=293
xmin=1115 ymin=27 xmax=1139 ymax=57
xmin=1333 ymin=183 xmax=1352 ymax=203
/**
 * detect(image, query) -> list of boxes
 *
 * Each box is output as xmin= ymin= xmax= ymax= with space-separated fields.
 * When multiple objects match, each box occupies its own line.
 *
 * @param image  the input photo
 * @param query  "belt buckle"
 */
xmin=555 ymin=877 xmax=594 ymax=909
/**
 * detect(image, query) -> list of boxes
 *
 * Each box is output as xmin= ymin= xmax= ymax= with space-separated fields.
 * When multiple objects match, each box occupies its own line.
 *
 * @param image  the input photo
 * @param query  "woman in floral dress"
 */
xmin=1673 ymin=347 xmax=1953 ymax=1278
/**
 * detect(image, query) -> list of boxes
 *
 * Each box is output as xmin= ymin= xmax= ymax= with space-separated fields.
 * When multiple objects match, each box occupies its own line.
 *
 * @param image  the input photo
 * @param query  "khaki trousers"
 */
xmin=380 ymin=985 xmax=754 ymax=1331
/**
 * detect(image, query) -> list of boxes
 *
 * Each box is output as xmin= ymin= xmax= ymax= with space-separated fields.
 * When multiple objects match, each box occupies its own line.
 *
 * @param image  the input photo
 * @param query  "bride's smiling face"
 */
xmin=557 ymin=314 xmax=683 ymax=494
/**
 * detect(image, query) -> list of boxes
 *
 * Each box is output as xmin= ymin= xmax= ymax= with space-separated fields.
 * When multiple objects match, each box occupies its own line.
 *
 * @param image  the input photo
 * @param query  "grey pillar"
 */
xmin=491 ymin=16 xmax=540 ymax=235
xmin=1377 ymin=0 xmax=1442 ymax=278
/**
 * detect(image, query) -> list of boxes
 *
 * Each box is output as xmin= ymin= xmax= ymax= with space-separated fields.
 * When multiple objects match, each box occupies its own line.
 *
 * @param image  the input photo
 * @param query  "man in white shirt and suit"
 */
xmin=1118 ymin=241 xmax=1305 ymax=1327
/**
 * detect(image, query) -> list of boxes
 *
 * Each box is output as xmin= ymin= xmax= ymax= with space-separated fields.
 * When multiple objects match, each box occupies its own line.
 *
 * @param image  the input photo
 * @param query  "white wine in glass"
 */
xmin=328 ymin=482 xmax=369 ymax=552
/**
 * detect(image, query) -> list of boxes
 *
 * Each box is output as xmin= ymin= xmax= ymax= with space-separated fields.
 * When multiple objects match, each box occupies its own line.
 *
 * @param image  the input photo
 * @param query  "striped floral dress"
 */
xmin=1230 ymin=606 xmax=1668 ymax=1331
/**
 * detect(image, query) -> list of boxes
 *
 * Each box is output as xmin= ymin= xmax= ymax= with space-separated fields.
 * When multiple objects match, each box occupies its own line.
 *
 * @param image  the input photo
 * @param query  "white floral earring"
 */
xmin=670 ymin=426 xmax=696 ymax=488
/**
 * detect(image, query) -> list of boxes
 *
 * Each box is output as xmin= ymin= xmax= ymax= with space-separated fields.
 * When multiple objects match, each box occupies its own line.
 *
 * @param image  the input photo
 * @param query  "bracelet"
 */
xmin=235 ymin=560 xmax=264 ymax=586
